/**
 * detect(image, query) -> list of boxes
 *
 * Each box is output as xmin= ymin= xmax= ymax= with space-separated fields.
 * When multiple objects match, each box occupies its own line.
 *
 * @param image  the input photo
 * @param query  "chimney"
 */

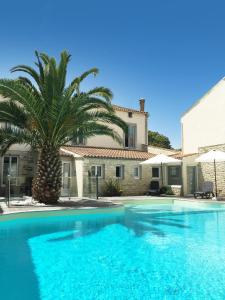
xmin=139 ymin=98 xmax=145 ymax=112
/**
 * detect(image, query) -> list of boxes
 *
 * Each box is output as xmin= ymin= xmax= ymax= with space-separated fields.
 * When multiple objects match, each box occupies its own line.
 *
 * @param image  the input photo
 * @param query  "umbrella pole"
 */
xmin=161 ymin=162 xmax=164 ymax=186
xmin=214 ymin=159 xmax=218 ymax=197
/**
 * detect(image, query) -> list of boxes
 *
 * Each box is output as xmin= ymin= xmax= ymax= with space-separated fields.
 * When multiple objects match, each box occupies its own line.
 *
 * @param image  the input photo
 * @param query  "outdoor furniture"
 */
xmin=147 ymin=180 xmax=160 ymax=196
xmin=194 ymin=181 xmax=215 ymax=199
xmin=195 ymin=150 xmax=225 ymax=199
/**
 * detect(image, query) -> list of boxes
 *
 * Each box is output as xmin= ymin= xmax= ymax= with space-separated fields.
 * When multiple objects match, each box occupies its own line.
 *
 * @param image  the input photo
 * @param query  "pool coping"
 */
xmin=0 ymin=199 xmax=123 ymax=216
xmin=1 ymin=196 xmax=225 ymax=216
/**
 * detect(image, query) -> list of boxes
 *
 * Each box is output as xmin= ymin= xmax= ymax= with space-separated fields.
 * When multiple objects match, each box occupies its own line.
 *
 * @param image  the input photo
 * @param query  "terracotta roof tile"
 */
xmin=60 ymin=146 xmax=154 ymax=160
xmin=170 ymin=152 xmax=197 ymax=159
xmin=112 ymin=104 xmax=148 ymax=115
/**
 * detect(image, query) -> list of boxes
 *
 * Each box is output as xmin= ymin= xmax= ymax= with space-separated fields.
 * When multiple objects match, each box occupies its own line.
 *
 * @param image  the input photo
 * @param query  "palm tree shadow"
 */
xmin=47 ymin=206 xmax=195 ymax=243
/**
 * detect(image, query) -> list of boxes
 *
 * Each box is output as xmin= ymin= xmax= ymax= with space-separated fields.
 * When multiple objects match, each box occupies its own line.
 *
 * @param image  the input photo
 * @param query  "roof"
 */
xmin=181 ymin=77 xmax=225 ymax=119
xmin=170 ymin=152 xmax=197 ymax=159
xmin=112 ymin=104 xmax=148 ymax=115
xmin=60 ymin=146 xmax=154 ymax=160
xmin=148 ymin=145 xmax=180 ymax=154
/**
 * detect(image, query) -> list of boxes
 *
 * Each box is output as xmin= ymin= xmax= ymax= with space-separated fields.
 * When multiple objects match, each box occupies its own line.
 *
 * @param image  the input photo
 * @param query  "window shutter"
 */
xmin=139 ymin=165 xmax=142 ymax=179
xmin=102 ymin=164 xmax=105 ymax=179
xmin=122 ymin=165 xmax=125 ymax=179
xmin=134 ymin=125 xmax=137 ymax=148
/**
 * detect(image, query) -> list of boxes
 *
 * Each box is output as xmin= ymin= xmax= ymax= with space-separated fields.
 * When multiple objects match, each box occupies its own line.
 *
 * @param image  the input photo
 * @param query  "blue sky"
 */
xmin=1 ymin=0 xmax=225 ymax=148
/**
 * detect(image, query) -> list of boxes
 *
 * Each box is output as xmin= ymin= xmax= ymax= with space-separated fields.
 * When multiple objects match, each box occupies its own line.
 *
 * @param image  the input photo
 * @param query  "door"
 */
xmin=187 ymin=166 xmax=197 ymax=194
xmin=61 ymin=162 xmax=71 ymax=196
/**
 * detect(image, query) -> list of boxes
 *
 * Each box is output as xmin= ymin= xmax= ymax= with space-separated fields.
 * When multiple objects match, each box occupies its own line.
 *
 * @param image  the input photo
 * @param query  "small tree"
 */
xmin=0 ymin=51 xmax=127 ymax=204
xmin=148 ymin=130 xmax=172 ymax=149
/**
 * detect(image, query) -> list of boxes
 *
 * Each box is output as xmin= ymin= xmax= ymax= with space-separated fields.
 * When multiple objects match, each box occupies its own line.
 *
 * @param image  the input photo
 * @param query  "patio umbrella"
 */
xmin=140 ymin=154 xmax=182 ymax=185
xmin=195 ymin=150 xmax=225 ymax=197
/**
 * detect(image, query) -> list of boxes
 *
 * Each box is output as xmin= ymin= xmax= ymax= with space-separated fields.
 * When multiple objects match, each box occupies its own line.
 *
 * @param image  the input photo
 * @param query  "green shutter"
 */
xmin=102 ymin=164 xmax=105 ymax=179
xmin=139 ymin=165 xmax=142 ymax=179
xmin=122 ymin=165 xmax=125 ymax=179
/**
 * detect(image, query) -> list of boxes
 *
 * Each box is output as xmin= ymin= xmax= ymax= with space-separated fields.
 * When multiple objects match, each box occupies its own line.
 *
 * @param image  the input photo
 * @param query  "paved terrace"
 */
xmin=1 ymin=196 xmax=225 ymax=215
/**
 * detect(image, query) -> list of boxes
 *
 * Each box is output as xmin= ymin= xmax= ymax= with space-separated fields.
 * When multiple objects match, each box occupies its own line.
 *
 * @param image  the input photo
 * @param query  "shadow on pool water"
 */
xmin=1 ymin=204 xmax=225 ymax=299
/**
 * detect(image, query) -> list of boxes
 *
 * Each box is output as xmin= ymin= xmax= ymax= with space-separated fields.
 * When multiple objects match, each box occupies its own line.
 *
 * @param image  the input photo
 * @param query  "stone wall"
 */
xmin=182 ymin=144 xmax=225 ymax=197
xmin=198 ymin=144 xmax=225 ymax=197
xmin=82 ymin=158 xmax=151 ymax=197
xmin=0 ymin=151 xmax=153 ymax=198
xmin=0 ymin=150 xmax=37 ymax=196
xmin=171 ymin=185 xmax=182 ymax=196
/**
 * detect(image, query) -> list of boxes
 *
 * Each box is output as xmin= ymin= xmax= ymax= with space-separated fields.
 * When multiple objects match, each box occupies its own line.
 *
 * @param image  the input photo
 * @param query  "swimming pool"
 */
xmin=1 ymin=199 xmax=225 ymax=299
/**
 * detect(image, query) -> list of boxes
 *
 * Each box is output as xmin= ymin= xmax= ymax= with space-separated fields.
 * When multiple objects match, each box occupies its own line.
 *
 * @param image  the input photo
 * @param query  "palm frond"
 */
xmin=57 ymin=51 xmax=71 ymax=93
xmin=0 ymin=127 xmax=36 ymax=155
xmin=86 ymin=87 xmax=113 ymax=102
xmin=64 ymin=122 xmax=123 ymax=146
xmin=0 ymin=79 xmax=46 ymax=136
xmin=68 ymin=68 xmax=99 ymax=96
xmin=10 ymin=64 xmax=40 ymax=88
xmin=0 ymin=100 xmax=28 ymax=128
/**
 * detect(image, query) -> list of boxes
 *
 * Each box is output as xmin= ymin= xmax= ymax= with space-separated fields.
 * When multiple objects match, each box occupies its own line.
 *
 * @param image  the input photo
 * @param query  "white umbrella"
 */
xmin=195 ymin=150 xmax=225 ymax=197
xmin=140 ymin=154 xmax=181 ymax=185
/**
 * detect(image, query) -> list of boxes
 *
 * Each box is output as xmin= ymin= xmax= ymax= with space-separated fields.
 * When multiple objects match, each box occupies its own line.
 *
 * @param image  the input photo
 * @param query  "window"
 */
xmin=116 ymin=165 xmax=124 ymax=179
xmin=167 ymin=166 xmax=181 ymax=185
xmin=134 ymin=166 xmax=142 ymax=179
xmin=91 ymin=165 xmax=102 ymax=177
xmin=152 ymin=167 xmax=160 ymax=178
xmin=72 ymin=136 xmax=86 ymax=146
xmin=2 ymin=156 xmax=18 ymax=185
xmin=125 ymin=124 xmax=136 ymax=148
xmin=61 ymin=162 xmax=71 ymax=195
xmin=5 ymin=123 xmax=17 ymax=130
xmin=128 ymin=112 xmax=133 ymax=118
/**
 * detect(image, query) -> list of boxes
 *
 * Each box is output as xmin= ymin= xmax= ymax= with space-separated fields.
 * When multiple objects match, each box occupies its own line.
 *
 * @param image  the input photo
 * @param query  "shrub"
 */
xmin=160 ymin=185 xmax=174 ymax=195
xmin=102 ymin=179 xmax=123 ymax=196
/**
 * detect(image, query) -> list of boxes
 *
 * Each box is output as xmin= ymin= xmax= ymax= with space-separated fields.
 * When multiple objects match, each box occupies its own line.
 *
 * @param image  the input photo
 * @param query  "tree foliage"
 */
xmin=148 ymin=130 xmax=172 ymax=149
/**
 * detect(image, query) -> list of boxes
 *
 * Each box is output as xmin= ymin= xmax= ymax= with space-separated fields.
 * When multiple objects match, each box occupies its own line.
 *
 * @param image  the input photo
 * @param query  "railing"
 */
xmin=3 ymin=175 xmax=33 ymax=207
xmin=1 ymin=174 xmax=102 ymax=206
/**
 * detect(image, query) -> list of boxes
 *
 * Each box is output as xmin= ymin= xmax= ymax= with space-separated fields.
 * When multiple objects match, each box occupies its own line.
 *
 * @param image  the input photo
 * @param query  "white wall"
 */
xmin=181 ymin=78 xmax=225 ymax=154
xmin=86 ymin=110 xmax=148 ymax=150
xmin=0 ymin=94 xmax=148 ymax=152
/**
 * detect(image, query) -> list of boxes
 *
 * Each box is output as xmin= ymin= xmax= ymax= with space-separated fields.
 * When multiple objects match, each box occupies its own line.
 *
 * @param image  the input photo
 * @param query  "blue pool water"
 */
xmin=1 ymin=200 xmax=225 ymax=300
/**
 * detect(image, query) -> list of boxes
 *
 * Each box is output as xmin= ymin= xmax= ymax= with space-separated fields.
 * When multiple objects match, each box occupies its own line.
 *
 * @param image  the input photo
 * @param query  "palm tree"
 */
xmin=0 ymin=51 xmax=127 ymax=204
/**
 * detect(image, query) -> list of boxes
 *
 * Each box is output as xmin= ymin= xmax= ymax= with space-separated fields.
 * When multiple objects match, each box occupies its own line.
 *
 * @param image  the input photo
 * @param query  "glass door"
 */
xmin=187 ymin=166 xmax=197 ymax=194
xmin=61 ymin=162 xmax=71 ymax=196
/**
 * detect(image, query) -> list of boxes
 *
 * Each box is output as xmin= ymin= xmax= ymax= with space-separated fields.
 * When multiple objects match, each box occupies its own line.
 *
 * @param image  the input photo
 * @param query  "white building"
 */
xmin=0 ymin=98 xmax=155 ymax=198
xmin=181 ymin=77 xmax=225 ymax=196
xmin=181 ymin=77 xmax=225 ymax=154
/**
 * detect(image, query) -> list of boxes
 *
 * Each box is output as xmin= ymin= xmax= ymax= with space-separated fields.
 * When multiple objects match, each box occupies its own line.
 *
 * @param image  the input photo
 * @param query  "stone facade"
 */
xmin=0 ymin=152 xmax=152 ymax=198
xmin=0 ymin=149 xmax=185 ymax=198
xmin=170 ymin=185 xmax=182 ymax=196
xmin=182 ymin=143 xmax=225 ymax=197
xmin=82 ymin=158 xmax=151 ymax=197
xmin=0 ymin=150 xmax=37 ymax=197
xmin=198 ymin=144 xmax=225 ymax=197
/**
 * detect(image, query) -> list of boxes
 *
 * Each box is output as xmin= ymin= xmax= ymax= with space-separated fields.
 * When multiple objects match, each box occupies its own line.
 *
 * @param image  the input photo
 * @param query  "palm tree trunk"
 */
xmin=32 ymin=144 xmax=62 ymax=204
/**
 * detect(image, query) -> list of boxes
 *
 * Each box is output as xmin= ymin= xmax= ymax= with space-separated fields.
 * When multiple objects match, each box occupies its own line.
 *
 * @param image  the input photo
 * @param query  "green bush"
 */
xmin=102 ymin=179 xmax=123 ymax=196
xmin=160 ymin=185 xmax=174 ymax=195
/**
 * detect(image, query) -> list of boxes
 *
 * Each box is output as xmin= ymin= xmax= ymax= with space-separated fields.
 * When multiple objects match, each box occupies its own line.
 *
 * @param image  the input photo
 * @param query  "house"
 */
xmin=0 ymin=98 xmax=158 ymax=198
xmin=181 ymin=77 xmax=225 ymax=196
xmin=146 ymin=146 xmax=182 ymax=196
